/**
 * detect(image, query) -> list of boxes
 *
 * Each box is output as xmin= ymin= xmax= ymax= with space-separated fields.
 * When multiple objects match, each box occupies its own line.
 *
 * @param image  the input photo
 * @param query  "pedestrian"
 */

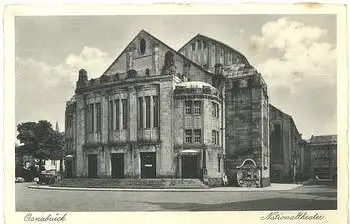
xmin=222 ymin=173 xmax=228 ymax=186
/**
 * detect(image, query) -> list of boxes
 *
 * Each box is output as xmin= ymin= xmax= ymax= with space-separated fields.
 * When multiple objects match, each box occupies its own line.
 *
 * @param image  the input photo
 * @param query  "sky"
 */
xmin=15 ymin=15 xmax=337 ymax=139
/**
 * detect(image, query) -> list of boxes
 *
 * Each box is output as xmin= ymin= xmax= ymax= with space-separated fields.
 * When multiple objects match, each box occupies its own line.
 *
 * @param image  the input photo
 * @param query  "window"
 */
xmin=203 ymin=41 xmax=207 ymax=49
xmin=153 ymin=96 xmax=159 ymax=127
xmin=194 ymin=129 xmax=201 ymax=143
xmin=96 ymin=103 xmax=101 ymax=132
xmin=193 ymin=101 xmax=201 ymax=115
xmin=185 ymin=101 xmax=192 ymax=114
xmin=198 ymin=41 xmax=202 ymax=50
xmin=212 ymin=130 xmax=219 ymax=145
xmin=212 ymin=130 xmax=216 ymax=145
xmin=109 ymin=101 xmax=114 ymax=131
xmin=87 ymin=104 xmax=94 ymax=133
xmin=115 ymin=99 xmax=120 ymax=130
xmin=140 ymin=38 xmax=146 ymax=55
xmin=185 ymin=130 xmax=192 ymax=143
xmin=218 ymin=158 xmax=221 ymax=172
xmin=122 ymin=99 xmax=128 ymax=129
xmin=212 ymin=102 xmax=220 ymax=118
xmin=145 ymin=96 xmax=151 ymax=128
xmin=191 ymin=43 xmax=195 ymax=51
xmin=138 ymin=97 xmax=144 ymax=128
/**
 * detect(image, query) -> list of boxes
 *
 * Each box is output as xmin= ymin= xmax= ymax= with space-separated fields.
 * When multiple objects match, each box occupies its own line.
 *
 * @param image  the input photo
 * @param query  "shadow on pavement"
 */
xmin=147 ymin=198 xmax=337 ymax=211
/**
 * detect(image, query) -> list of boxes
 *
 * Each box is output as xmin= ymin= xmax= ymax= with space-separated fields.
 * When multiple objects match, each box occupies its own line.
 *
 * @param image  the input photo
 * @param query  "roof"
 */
xmin=101 ymin=30 xmax=213 ymax=77
xmin=309 ymin=135 xmax=337 ymax=145
xmin=176 ymin=81 xmax=215 ymax=89
xmin=178 ymin=33 xmax=250 ymax=65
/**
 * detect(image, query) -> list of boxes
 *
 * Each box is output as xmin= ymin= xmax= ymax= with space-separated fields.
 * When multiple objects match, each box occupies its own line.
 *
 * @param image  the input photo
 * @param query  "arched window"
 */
xmin=140 ymin=38 xmax=146 ymax=55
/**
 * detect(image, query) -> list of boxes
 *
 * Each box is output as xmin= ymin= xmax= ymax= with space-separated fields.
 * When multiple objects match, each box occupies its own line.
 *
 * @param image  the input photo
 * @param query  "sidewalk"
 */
xmin=28 ymin=183 xmax=302 ymax=192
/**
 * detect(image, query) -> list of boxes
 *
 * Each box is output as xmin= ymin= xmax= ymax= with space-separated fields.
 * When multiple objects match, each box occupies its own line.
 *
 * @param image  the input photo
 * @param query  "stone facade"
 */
xmin=269 ymin=105 xmax=305 ymax=182
xmin=65 ymin=30 xmax=271 ymax=187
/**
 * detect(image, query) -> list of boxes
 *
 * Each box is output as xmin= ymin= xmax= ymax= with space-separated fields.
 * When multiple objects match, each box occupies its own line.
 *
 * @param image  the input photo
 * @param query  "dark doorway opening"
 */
xmin=88 ymin=154 xmax=98 ymax=178
xmin=141 ymin=152 xmax=156 ymax=178
xmin=111 ymin=153 xmax=124 ymax=178
xmin=66 ymin=160 xmax=73 ymax=178
xmin=182 ymin=155 xmax=199 ymax=178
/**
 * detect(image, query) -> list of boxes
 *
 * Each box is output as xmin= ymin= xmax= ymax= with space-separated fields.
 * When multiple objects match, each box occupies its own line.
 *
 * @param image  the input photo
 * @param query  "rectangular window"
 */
xmin=87 ymin=104 xmax=94 ymax=133
xmin=194 ymin=129 xmax=201 ymax=143
xmin=122 ymin=99 xmax=128 ymax=129
xmin=218 ymin=158 xmax=221 ymax=172
xmin=96 ymin=103 xmax=101 ymax=132
xmin=185 ymin=129 xmax=192 ymax=143
xmin=138 ymin=97 xmax=143 ymax=128
xmin=145 ymin=96 xmax=151 ymax=128
xmin=185 ymin=101 xmax=192 ymax=114
xmin=153 ymin=96 xmax=159 ymax=127
xmin=115 ymin=99 xmax=120 ymax=130
xmin=212 ymin=102 xmax=216 ymax=117
xmin=193 ymin=101 xmax=201 ymax=115
xmin=216 ymin=131 xmax=220 ymax=145
xmin=212 ymin=130 xmax=216 ymax=145
xmin=198 ymin=41 xmax=202 ymax=50
xmin=109 ymin=101 xmax=114 ymax=131
xmin=203 ymin=41 xmax=207 ymax=49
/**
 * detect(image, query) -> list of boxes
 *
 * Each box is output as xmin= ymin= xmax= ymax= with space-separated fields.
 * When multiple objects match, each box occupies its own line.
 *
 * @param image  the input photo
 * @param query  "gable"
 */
xmin=100 ymin=30 xmax=213 ymax=84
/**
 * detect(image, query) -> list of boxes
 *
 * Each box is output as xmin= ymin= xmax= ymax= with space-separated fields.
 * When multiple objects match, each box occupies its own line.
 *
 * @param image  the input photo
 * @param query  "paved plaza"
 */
xmin=16 ymin=182 xmax=337 ymax=211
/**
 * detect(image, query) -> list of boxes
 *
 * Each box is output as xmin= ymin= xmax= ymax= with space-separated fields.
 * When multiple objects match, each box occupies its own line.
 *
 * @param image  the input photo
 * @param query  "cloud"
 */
xmin=16 ymin=47 xmax=114 ymax=130
xmin=251 ymin=17 xmax=337 ymax=137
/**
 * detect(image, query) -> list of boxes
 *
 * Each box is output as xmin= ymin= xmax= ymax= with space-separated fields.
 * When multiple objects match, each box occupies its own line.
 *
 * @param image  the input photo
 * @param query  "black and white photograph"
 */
xmin=4 ymin=3 xmax=348 ymax=223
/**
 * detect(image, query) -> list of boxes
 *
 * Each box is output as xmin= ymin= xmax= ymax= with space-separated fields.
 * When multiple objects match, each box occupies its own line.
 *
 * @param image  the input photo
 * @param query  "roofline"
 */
xmin=269 ymin=103 xmax=301 ymax=137
xmin=178 ymin=33 xmax=250 ymax=65
xmin=100 ymin=29 xmax=214 ymax=78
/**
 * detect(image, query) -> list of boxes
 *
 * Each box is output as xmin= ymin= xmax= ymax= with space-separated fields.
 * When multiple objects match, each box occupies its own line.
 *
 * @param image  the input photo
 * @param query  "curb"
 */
xmin=27 ymin=184 xmax=302 ymax=192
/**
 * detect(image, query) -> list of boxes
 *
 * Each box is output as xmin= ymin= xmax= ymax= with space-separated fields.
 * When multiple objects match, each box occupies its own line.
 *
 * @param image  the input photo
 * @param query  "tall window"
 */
xmin=109 ymin=101 xmax=114 ymax=131
xmin=122 ymin=99 xmax=128 ymax=129
xmin=96 ymin=103 xmax=101 ymax=132
xmin=145 ymin=96 xmax=151 ymax=128
xmin=198 ymin=41 xmax=202 ymax=50
xmin=194 ymin=129 xmax=201 ymax=143
xmin=138 ymin=97 xmax=144 ymax=128
xmin=115 ymin=99 xmax=120 ymax=130
xmin=185 ymin=101 xmax=192 ymax=114
xmin=153 ymin=96 xmax=159 ymax=127
xmin=185 ymin=130 xmax=192 ymax=143
xmin=218 ymin=157 xmax=221 ymax=172
xmin=212 ymin=102 xmax=220 ymax=118
xmin=191 ymin=43 xmax=195 ymax=51
xmin=193 ymin=101 xmax=201 ymax=115
xmin=212 ymin=130 xmax=219 ymax=145
xmin=87 ymin=104 xmax=94 ymax=133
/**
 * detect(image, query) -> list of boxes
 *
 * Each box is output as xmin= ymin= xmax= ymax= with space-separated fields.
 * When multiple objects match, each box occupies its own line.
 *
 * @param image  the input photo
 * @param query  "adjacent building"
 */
xmin=65 ymin=30 xmax=272 ymax=187
xmin=304 ymin=135 xmax=337 ymax=180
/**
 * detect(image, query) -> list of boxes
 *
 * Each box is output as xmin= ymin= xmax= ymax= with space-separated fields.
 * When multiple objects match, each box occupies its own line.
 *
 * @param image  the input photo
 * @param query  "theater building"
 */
xmin=65 ymin=30 xmax=271 ymax=187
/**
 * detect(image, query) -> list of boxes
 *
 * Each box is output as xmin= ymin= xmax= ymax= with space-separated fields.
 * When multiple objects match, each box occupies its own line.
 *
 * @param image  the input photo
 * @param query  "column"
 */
xmin=150 ymin=96 xmax=154 ymax=128
xmin=119 ymin=99 xmax=123 ymax=131
xmin=142 ymin=96 xmax=146 ymax=129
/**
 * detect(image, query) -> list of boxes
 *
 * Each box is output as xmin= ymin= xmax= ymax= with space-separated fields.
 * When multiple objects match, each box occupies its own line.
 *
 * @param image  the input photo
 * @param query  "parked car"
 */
xmin=38 ymin=169 xmax=57 ymax=185
xmin=15 ymin=177 xmax=25 ymax=183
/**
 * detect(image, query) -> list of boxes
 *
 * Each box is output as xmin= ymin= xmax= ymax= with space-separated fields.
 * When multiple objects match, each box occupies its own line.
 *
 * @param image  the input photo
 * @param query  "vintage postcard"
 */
xmin=3 ymin=3 xmax=348 ymax=224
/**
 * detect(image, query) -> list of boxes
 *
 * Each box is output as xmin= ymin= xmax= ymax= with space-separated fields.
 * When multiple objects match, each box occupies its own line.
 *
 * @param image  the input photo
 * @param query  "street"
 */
xmin=16 ymin=182 xmax=337 ymax=211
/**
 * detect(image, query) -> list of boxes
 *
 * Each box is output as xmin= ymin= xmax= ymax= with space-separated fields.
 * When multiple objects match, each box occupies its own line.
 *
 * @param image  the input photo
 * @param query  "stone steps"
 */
xmin=53 ymin=178 xmax=209 ymax=189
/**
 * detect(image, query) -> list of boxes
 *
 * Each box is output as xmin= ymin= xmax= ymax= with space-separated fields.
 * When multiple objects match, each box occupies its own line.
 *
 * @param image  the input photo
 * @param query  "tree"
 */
xmin=16 ymin=120 xmax=65 ymax=165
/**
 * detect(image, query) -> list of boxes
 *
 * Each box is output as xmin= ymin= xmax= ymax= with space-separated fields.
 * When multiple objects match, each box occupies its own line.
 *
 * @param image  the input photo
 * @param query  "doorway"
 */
xmin=66 ymin=160 xmax=73 ymax=178
xmin=111 ymin=153 xmax=124 ymax=178
xmin=182 ymin=155 xmax=199 ymax=178
xmin=140 ymin=152 xmax=156 ymax=178
xmin=88 ymin=154 xmax=98 ymax=178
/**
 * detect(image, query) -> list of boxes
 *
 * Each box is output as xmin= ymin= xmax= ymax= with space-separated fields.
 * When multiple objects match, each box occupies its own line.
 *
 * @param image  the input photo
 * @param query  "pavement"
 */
xmin=28 ymin=183 xmax=302 ymax=192
xmin=16 ymin=182 xmax=337 ymax=211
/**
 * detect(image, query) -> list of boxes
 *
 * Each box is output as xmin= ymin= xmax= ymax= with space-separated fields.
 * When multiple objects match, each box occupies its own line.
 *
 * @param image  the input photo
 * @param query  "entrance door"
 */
xmin=111 ymin=153 xmax=124 ymax=178
xmin=182 ymin=155 xmax=198 ymax=178
xmin=88 ymin=154 xmax=98 ymax=178
xmin=141 ymin=152 xmax=156 ymax=178
xmin=66 ymin=160 xmax=73 ymax=178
